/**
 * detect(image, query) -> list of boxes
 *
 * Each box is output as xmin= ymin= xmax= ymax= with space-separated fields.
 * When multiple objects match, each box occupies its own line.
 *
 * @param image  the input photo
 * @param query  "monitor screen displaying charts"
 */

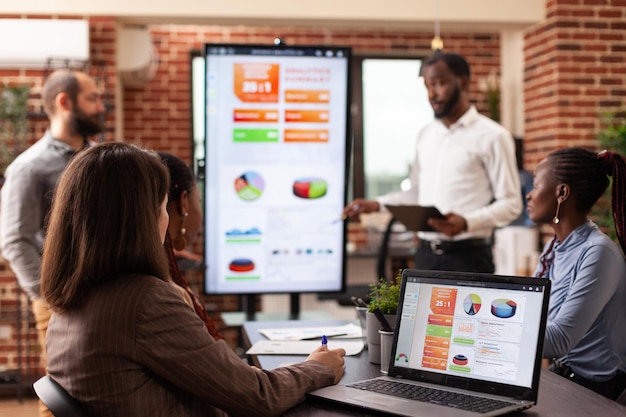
xmin=203 ymin=43 xmax=351 ymax=295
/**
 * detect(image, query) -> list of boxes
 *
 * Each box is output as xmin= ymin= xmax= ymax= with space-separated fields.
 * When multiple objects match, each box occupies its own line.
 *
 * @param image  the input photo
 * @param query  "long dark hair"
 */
xmin=42 ymin=142 xmax=171 ymax=311
xmin=547 ymin=147 xmax=626 ymax=251
xmin=158 ymin=151 xmax=196 ymax=202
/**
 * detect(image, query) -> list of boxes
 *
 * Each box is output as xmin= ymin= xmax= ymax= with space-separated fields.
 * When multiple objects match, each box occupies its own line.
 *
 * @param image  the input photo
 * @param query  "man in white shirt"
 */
xmin=343 ymin=52 xmax=521 ymax=273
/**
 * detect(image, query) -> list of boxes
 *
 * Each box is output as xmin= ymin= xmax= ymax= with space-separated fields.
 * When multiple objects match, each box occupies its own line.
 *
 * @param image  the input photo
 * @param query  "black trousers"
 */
xmin=550 ymin=362 xmax=626 ymax=401
xmin=413 ymin=244 xmax=495 ymax=273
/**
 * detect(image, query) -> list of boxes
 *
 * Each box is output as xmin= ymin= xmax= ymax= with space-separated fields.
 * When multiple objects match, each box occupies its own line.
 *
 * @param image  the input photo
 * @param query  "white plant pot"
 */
xmin=365 ymin=311 xmax=397 ymax=364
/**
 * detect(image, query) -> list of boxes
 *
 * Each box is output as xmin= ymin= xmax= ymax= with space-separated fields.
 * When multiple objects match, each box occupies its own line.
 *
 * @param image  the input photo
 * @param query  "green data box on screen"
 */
xmin=233 ymin=129 xmax=279 ymax=143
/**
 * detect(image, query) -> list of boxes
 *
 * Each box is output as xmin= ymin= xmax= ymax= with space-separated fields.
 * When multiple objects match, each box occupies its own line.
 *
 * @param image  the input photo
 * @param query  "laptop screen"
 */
xmin=390 ymin=269 xmax=550 ymax=400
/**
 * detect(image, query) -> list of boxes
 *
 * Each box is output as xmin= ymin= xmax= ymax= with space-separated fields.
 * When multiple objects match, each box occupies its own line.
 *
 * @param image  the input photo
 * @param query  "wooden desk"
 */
xmin=243 ymin=320 xmax=626 ymax=417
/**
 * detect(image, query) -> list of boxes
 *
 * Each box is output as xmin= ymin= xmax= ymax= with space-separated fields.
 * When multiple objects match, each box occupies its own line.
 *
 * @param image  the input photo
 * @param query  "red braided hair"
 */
xmin=597 ymin=150 xmax=626 ymax=252
xmin=165 ymin=231 xmax=223 ymax=340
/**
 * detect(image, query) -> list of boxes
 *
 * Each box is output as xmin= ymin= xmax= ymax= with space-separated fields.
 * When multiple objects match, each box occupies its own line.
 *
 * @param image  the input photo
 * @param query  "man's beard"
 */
xmin=434 ymin=85 xmax=461 ymax=119
xmin=70 ymin=108 xmax=105 ymax=138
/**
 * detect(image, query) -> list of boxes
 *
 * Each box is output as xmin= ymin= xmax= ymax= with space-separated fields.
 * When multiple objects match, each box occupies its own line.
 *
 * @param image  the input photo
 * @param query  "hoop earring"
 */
xmin=552 ymin=200 xmax=561 ymax=225
xmin=172 ymin=212 xmax=188 ymax=251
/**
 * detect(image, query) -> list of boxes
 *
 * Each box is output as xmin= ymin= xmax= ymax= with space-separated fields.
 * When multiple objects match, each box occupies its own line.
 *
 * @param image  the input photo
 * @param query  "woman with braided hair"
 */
xmin=158 ymin=151 xmax=223 ymax=340
xmin=526 ymin=147 xmax=626 ymax=399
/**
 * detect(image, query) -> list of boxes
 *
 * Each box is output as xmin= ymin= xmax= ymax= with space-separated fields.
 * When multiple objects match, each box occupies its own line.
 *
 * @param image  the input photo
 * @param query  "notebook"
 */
xmin=308 ymin=269 xmax=551 ymax=417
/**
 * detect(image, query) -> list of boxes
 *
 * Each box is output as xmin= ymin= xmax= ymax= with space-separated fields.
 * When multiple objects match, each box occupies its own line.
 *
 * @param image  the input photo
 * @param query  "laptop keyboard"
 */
xmin=348 ymin=379 xmax=514 ymax=414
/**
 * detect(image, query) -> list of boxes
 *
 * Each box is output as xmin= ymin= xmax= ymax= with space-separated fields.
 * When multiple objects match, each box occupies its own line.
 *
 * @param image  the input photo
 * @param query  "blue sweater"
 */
xmin=534 ymin=221 xmax=626 ymax=381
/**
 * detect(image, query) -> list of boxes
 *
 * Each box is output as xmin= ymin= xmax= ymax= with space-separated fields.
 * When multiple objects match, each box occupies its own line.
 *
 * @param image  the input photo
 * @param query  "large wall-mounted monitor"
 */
xmin=203 ymin=43 xmax=351 ymax=295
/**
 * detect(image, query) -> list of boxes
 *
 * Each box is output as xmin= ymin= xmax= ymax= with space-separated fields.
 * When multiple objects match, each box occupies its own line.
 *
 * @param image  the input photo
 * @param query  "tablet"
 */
xmin=385 ymin=205 xmax=444 ymax=232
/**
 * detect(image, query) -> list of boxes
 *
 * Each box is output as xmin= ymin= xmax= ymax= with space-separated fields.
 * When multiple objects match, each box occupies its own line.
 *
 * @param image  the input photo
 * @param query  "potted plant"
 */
xmin=365 ymin=273 xmax=401 ymax=364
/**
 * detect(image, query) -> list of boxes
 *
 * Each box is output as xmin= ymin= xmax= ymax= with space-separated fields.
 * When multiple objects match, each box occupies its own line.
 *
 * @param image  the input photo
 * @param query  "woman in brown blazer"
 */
xmin=41 ymin=142 xmax=345 ymax=417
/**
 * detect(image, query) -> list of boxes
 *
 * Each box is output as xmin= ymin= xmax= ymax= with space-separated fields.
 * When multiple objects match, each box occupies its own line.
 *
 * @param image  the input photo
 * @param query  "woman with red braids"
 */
xmin=158 ymin=151 xmax=223 ymax=340
xmin=526 ymin=147 xmax=626 ymax=400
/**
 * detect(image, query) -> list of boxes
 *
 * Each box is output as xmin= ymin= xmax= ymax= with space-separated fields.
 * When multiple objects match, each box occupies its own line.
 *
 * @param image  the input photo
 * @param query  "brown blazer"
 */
xmin=46 ymin=274 xmax=334 ymax=417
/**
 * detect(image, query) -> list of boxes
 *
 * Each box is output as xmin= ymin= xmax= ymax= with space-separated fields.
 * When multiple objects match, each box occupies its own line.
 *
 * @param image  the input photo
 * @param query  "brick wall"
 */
xmin=0 ymin=15 xmax=117 ymax=378
xmin=523 ymin=0 xmax=626 ymax=170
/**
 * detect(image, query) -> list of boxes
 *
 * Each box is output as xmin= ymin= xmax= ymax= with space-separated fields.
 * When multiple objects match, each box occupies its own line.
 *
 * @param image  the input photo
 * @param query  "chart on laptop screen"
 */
xmin=394 ymin=278 xmax=545 ymax=388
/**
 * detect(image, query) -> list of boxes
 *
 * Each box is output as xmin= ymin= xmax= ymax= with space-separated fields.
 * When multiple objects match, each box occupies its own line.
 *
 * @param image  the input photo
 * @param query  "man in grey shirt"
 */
xmin=0 ymin=69 xmax=104 ymax=417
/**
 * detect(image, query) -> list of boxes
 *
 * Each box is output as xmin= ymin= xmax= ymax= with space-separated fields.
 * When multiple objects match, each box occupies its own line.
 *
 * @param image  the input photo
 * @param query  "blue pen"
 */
xmin=321 ymin=334 xmax=328 ymax=351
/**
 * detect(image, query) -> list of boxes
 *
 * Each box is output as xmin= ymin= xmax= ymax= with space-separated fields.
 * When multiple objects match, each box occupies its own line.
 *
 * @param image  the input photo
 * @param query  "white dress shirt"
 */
xmin=377 ymin=106 xmax=522 ymax=241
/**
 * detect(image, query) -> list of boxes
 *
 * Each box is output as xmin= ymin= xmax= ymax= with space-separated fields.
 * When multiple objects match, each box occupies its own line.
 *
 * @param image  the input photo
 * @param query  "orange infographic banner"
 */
xmin=284 ymin=129 xmax=329 ymax=143
xmin=233 ymin=109 xmax=279 ymax=122
xmin=423 ymin=346 xmax=449 ymax=360
xmin=427 ymin=314 xmax=453 ymax=327
xmin=430 ymin=287 xmax=458 ymax=316
xmin=424 ymin=335 xmax=451 ymax=349
xmin=422 ymin=356 xmax=447 ymax=371
xmin=234 ymin=63 xmax=279 ymax=103
xmin=284 ymin=109 xmax=329 ymax=123
xmin=284 ymin=89 xmax=330 ymax=103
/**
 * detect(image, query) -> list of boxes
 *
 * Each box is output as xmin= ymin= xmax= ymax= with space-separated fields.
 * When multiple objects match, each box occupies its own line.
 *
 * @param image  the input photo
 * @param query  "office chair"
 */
xmin=617 ymin=386 xmax=626 ymax=406
xmin=33 ymin=375 xmax=89 ymax=417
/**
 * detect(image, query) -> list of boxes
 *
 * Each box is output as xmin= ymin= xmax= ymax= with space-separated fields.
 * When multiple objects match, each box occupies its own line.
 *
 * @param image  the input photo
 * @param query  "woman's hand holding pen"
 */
xmin=342 ymin=199 xmax=380 ymax=220
xmin=307 ymin=343 xmax=346 ymax=384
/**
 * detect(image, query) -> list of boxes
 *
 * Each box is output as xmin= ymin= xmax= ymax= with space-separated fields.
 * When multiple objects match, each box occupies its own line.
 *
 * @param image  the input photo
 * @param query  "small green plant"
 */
xmin=368 ymin=272 xmax=402 ymax=315
xmin=0 ymin=84 xmax=30 ymax=176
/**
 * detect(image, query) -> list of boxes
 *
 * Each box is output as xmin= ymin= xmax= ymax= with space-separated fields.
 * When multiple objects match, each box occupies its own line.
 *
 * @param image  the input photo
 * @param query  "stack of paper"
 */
xmin=247 ymin=323 xmax=365 ymax=356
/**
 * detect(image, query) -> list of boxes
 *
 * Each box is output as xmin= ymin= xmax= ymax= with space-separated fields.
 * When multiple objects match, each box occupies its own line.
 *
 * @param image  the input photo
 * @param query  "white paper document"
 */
xmin=258 ymin=323 xmax=362 ymax=341
xmin=246 ymin=339 xmax=365 ymax=356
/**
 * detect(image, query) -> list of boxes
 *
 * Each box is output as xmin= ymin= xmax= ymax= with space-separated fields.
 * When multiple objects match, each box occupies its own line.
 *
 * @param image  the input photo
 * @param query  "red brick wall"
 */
xmin=524 ymin=0 xmax=626 ymax=170
xmin=0 ymin=15 xmax=117 ymax=378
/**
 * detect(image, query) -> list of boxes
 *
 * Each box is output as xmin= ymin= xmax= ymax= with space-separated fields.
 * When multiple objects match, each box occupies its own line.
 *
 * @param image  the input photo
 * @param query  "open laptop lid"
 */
xmin=388 ymin=269 xmax=551 ymax=403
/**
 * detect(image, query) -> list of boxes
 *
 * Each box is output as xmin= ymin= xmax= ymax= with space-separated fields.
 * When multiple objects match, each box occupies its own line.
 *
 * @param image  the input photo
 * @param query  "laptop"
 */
xmin=308 ymin=269 xmax=551 ymax=417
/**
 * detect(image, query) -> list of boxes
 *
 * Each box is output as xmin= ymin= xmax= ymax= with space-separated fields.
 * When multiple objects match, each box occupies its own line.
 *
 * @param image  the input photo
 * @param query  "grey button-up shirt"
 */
xmin=0 ymin=131 xmax=79 ymax=299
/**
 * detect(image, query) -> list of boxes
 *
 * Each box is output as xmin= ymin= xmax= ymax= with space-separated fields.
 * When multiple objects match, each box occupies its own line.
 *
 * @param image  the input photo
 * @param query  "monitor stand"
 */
xmin=242 ymin=293 xmax=301 ymax=321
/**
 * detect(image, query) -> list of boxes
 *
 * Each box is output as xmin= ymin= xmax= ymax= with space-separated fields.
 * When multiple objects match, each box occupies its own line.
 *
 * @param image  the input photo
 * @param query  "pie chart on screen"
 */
xmin=235 ymin=171 xmax=264 ymax=201
xmin=491 ymin=299 xmax=517 ymax=318
xmin=463 ymin=293 xmax=482 ymax=316
xmin=293 ymin=177 xmax=327 ymax=199
xmin=229 ymin=258 xmax=255 ymax=272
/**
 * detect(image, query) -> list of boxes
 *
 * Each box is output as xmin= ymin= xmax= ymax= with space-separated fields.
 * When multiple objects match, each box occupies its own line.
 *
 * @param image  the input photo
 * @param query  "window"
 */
xmin=351 ymin=56 xmax=433 ymax=199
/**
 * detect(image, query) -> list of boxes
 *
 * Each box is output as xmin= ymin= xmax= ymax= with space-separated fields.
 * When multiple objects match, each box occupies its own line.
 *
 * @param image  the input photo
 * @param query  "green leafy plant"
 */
xmin=368 ymin=272 xmax=402 ymax=315
xmin=0 ymin=84 xmax=30 ymax=176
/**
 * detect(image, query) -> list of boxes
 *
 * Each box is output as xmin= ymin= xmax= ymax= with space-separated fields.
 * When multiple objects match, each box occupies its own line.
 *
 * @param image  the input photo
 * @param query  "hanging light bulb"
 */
xmin=431 ymin=0 xmax=444 ymax=51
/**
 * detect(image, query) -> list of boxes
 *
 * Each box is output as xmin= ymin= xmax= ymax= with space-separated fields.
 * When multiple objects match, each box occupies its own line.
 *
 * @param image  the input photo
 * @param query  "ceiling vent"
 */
xmin=117 ymin=26 xmax=159 ymax=88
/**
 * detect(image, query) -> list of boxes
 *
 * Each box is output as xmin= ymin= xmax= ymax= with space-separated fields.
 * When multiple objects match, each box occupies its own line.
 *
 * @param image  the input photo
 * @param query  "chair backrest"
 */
xmin=33 ymin=375 xmax=89 ymax=417
xmin=617 ymin=386 xmax=626 ymax=406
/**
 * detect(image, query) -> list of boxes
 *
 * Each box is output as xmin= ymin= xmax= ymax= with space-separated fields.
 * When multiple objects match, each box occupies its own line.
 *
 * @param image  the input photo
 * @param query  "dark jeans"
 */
xmin=550 ymin=362 xmax=626 ymax=400
xmin=414 ymin=245 xmax=495 ymax=273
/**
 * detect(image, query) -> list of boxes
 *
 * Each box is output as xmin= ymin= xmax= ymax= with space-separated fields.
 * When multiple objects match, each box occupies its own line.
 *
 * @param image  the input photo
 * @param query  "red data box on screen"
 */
xmin=284 ymin=109 xmax=329 ymax=123
xmin=284 ymin=129 xmax=329 ymax=143
xmin=427 ymin=314 xmax=453 ymax=327
xmin=422 ymin=356 xmax=448 ymax=371
xmin=430 ymin=287 xmax=458 ymax=316
xmin=284 ymin=89 xmax=330 ymax=103
xmin=234 ymin=63 xmax=279 ymax=103
xmin=233 ymin=109 xmax=279 ymax=122
xmin=424 ymin=335 xmax=450 ymax=349
xmin=423 ymin=346 xmax=449 ymax=360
